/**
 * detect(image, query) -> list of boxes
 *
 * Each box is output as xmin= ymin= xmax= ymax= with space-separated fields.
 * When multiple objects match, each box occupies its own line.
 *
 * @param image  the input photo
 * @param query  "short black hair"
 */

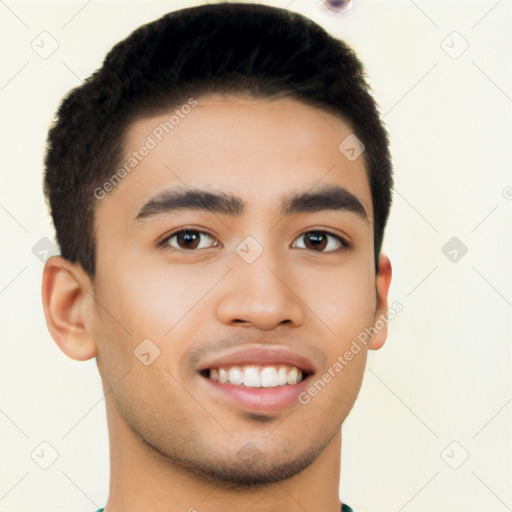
xmin=44 ymin=2 xmax=393 ymax=278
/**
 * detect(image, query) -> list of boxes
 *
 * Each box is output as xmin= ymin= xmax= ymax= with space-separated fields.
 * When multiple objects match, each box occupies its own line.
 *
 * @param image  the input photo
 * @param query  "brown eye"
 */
xmin=164 ymin=230 xmax=218 ymax=250
xmin=293 ymin=231 xmax=346 ymax=252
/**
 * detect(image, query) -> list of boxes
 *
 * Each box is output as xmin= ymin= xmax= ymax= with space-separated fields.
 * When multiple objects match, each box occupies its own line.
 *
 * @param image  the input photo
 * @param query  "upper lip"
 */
xmin=197 ymin=345 xmax=316 ymax=375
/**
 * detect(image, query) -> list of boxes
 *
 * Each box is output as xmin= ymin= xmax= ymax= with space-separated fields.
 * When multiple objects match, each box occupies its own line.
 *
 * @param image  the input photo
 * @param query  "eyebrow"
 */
xmin=133 ymin=185 xmax=368 ymax=223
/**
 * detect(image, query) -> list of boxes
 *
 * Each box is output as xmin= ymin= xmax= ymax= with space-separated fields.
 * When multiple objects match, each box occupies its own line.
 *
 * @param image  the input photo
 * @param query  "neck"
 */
xmin=103 ymin=399 xmax=343 ymax=512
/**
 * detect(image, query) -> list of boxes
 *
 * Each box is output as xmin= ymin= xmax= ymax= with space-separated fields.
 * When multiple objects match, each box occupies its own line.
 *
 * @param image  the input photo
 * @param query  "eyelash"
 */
xmin=158 ymin=228 xmax=351 ymax=253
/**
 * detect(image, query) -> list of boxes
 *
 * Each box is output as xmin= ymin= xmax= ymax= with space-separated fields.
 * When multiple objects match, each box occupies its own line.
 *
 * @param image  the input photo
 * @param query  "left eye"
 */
xmin=292 ymin=231 xmax=347 ymax=252
xmin=163 ymin=230 xmax=219 ymax=250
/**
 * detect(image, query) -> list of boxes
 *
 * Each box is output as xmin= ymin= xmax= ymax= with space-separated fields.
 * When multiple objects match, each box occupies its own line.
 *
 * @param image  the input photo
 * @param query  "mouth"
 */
xmin=197 ymin=346 xmax=315 ymax=412
xmin=199 ymin=364 xmax=310 ymax=388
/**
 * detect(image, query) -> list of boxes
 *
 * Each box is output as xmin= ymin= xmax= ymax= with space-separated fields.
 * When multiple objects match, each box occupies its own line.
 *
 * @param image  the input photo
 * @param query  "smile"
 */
xmin=196 ymin=345 xmax=315 ymax=411
xmin=201 ymin=364 xmax=305 ymax=388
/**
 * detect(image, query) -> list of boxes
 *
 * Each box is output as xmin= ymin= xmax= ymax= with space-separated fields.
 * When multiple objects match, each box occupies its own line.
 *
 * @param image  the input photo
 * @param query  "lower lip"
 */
xmin=202 ymin=376 xmax=310 ymax=412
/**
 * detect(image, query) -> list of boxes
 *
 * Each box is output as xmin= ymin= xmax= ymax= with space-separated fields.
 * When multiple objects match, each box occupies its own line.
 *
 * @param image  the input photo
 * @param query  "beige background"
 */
xmin=0 ymin=1 xmax=510 ymax=511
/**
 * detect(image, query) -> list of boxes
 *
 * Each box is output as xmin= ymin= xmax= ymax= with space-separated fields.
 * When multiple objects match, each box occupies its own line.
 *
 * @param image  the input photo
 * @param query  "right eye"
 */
xmin=160 ymin=229 xmax=220 ymax=251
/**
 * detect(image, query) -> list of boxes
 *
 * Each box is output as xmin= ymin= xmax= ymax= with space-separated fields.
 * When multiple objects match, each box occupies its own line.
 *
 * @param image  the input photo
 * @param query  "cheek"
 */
xmin=93 ymin=259 xmax=223 ymax=346
xmin=300 ymin=256 xmax=376 ymax=336
xmin=297 ymin=257 xmax=376 ymax=409
xmin=296 ymin=265 xmax=372 ymax=417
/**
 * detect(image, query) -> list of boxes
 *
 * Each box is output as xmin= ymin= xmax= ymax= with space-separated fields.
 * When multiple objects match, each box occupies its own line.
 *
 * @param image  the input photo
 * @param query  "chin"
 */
xmin=142 ymin=430 xmax=327 ymax=488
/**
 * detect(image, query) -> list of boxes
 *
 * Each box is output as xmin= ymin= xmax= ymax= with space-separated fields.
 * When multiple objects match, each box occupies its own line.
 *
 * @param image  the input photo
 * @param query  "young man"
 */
xmin=41 ymin=3 xmax=393 ymax=511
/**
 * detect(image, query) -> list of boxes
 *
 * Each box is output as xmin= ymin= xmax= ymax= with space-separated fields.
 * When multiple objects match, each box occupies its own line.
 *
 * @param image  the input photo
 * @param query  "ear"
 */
xmin=42 ymin=256 xmax=98 ymax=361
xmin=367 ymin=254 xmax=392 ymax=350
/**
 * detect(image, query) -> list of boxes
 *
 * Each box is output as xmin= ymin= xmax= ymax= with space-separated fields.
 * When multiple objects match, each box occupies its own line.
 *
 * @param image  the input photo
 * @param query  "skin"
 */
xmin=42 ymin=95 xmax=392 ymax=512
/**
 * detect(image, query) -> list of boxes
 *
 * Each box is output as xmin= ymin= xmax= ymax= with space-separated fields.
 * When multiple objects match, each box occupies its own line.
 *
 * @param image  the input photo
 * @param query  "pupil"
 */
xmin=178 ymin=231 xmax=199 ymax=249
xmin=306 ymin=232 xmax=327 ymax=251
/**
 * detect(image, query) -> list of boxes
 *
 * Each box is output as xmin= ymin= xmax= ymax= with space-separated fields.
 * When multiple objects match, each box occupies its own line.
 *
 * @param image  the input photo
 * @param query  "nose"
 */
xmin=215 ymin=252 xmax=306 ymax=331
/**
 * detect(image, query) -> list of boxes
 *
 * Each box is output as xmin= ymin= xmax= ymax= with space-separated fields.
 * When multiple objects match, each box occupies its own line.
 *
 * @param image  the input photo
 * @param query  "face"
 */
xmin=89 ymin=95 xmax=386 ymax=485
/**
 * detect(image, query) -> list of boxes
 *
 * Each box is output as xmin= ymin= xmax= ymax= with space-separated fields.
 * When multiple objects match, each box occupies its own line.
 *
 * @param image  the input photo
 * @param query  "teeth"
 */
xmin=260 ymin=367 xmax=278 ymax=388
xmin=277 ymin=366 xmax=287 ymax=386
xmin=208 ymin=365 xmax=305 ymax=388
xmin=243 ymin=367 xmax=261 ymax=387
xmin=228 ymin=366 xmax=244 ymax=385
xmin=287 ymin=367 xmax=298 ymax=385
xmin=218 ymin=368 xmax=228 ymax=384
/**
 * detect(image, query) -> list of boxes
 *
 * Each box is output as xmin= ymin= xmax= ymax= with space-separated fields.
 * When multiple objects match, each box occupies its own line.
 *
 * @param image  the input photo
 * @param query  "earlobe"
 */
xmin=42 ymin=256 xmax=98 ymax=361
xmin=368 ymin=254 xmax=392 ymax=351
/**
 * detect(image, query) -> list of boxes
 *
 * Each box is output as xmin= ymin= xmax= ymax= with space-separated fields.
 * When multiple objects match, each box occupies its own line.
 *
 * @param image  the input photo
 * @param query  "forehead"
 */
xmin=96 ymin=95 xmax=373 ymax=225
